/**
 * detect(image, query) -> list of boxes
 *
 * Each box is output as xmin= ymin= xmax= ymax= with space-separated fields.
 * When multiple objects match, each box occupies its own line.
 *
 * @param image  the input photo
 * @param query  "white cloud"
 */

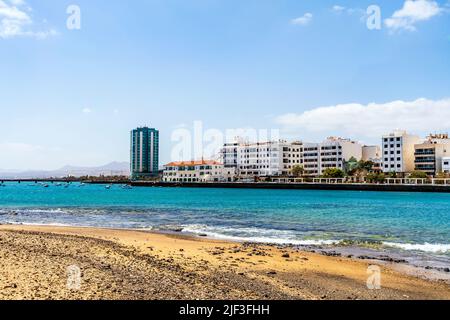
xmin=384 ymin=0 xmax=443 ymax=31
xmin=291 ymin=13 xmax=313 ymax=26
xmin=275 ymin=98 xmax=450 ymax=143
xmin=0 ymin=0 xmax=56 ymax=39
xmin=331 ymin=5 xmax=367 ymax=22
xmin=82 ymin=108 xmax=92 ymax=114
xmin=332 ymin=5 xmax=346 ymax=13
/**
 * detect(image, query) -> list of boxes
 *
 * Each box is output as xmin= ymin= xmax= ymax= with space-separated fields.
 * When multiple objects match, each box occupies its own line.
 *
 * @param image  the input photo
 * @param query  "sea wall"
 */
xmin=130 ymin=181 xmax=450 ymax=193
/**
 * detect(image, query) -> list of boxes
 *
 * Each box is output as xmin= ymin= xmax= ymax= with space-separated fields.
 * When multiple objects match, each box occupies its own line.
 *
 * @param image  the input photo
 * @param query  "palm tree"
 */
xmin=291 ymin=165 xmax=305 ymax=177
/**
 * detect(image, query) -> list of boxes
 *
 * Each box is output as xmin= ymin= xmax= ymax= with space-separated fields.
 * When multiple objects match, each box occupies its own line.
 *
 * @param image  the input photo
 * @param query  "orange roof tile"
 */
xmin=164 ymin=160 xmax=223 ymax=167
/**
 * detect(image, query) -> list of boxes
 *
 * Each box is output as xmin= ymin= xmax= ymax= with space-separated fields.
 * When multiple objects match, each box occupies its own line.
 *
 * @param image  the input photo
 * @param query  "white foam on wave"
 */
xmin=182 ymin=224 xmax=339 ymax=246
xmin=383 ymin=242 xmax=450 ymax=254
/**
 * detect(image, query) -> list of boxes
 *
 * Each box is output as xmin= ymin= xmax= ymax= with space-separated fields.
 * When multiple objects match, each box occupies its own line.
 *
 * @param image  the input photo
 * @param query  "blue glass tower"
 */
xmin=130 ymin=127 xmax=159 ymax=179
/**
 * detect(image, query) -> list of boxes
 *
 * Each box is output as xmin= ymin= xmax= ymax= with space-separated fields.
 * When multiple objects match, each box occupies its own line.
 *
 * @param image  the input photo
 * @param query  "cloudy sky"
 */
xmin=1 ymin=0 xmax=449 ymax=170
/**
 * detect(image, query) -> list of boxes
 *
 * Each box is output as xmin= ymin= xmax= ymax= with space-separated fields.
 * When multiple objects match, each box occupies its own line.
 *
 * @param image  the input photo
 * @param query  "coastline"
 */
xmin=0 ymin=224 xmax=449 ymax=300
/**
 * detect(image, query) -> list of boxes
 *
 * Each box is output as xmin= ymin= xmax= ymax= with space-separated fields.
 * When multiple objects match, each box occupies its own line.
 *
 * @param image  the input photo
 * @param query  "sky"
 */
xmin=0 ymin=0 xmax=449 ymax=170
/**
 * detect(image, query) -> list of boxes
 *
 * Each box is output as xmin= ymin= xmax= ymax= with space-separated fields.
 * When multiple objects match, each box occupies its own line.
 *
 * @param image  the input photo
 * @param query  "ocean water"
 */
xmin=0 ymin=182 xmax=449 ymax=267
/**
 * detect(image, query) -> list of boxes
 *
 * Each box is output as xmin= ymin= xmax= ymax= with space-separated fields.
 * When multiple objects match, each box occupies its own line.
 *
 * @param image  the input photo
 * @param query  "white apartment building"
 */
xmin=236 ymin=141 xmax=289 ymax=177
xmin=362 ymin=145 xmax=381 ymax=162
xmin=302 ymin=143 xmax=320 ymax=176
xmin=414 ymin=134 xmax=450 ymax=176
xmin=282 ymin=142 xmax=303 ymax=173
xmin=162 ymin=160 xmax=236 ymax=182
xmin=221 ymin=142 xmax=239 ymax=169
xmin=221 ymin=137 xmax=362 ymax=178
xmin=442 ymin=157 xmax=450 ymax=174
xmin=222 ymin=140 xmax=303 ymax=178
xmin=318 ymin=137 xmax=362 ymax=174
xmin=382 ymin=130 xmax=422 ymax=174
xmin=362 ymin=145 xmax=382 ymax=172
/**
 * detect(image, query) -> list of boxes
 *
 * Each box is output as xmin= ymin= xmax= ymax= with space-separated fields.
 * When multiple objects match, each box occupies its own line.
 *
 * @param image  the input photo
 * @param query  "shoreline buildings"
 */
xmin=154 ymin=128 xmax=450 ymax=182
xmin=382 ymin=130 xmax=421 ymax=174
xmin=414 ymin=134 xmax=450 ymax=176
xmin=162 ymin=160 xmax=235 ymax=182
xmin=130 ymin=127 xmax=159 ymax=179
xmin=220 ymin=137 xmax=363 ymax=178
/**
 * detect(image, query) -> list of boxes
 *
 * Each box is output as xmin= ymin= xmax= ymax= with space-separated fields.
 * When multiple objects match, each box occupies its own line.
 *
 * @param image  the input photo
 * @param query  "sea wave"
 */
xmin=182 ymin=224 xmax=450 ymax=254
xmin=383 ymin=242 xmax=450 ymax=254
xmin=181 ymin=224 xmax=339 ymax=246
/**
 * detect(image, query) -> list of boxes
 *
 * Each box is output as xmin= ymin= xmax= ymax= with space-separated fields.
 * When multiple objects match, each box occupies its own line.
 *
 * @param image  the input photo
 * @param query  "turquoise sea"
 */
xmin=1 ymin=182 xmax=449 ymax=268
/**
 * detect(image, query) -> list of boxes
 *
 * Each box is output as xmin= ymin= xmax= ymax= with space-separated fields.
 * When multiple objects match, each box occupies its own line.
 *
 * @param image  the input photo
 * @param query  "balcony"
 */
xmin=415 ymin=151 xmax=435 ymax=156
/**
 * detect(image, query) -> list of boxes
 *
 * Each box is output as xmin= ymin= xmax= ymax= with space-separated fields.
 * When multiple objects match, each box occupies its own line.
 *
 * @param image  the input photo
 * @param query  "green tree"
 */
xmin=366 ymin=172 xmax=386 ymax=183
xmin=322 ymin=168 xmax=345 ymax=178
xmin=291 ymin=165 xmax=305 ymax=177
xmin=409 ymin=171 xmax=428 ymax=179
xmin=345 ymin=158 xmax=375 ymax=176
xmin=344 ymin=157 xmax=359 ymax=175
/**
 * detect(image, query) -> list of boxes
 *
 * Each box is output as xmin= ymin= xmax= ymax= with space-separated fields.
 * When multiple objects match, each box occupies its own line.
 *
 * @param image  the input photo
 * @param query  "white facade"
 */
xmin=163 ymin=161 xmax=236 ymax=182
xmin=362 ymin=145 xmax=381 ymax=162
xmin=222 ymin=137 xmax=362 ymax=178
xmin=442 ymin=157 xmax=450 ymax=174
xmin=222 ymin=140 xmax=304 ymax=178
xmin=382 ymin=130 xmax=422 ymax=174
xmin=302 ymin=143 xmax=320 ymax=176
xmin=237 ymin=141 xmax=287 ymax=177
xmin=221 ymin=142 xmax=239 ymax=169
xmin=282 ymin=142 xmax=303 ymax=173
xmin=318 ymin=137 xmax=362 ymax=174
xmin=414 ymin=134 xmax=450 ymax=176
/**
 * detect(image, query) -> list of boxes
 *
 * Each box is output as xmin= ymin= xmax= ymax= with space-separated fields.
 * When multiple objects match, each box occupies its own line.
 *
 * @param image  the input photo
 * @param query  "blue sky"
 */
xmin=1 ymin=0 xmax=449 ymax=170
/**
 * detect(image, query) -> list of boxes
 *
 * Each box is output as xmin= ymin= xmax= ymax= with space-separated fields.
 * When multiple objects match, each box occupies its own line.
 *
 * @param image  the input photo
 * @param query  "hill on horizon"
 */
xmin=0 ymin=161 xmax=130 ymax=179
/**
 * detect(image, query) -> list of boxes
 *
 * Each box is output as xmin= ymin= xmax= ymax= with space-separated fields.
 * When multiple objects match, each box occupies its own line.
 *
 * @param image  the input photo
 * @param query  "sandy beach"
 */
xmin=0 ymin=224 xmax=448 ymax=300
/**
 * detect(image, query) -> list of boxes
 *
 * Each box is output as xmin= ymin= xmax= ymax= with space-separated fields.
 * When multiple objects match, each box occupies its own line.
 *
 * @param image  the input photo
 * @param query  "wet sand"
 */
xmin=0 ymin=225 xmax=449 ymax=300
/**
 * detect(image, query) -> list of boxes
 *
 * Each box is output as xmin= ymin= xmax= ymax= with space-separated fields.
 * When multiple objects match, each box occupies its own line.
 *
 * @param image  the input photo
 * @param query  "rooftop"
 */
xmin=164 ymin=160 xmax=223 ymax=167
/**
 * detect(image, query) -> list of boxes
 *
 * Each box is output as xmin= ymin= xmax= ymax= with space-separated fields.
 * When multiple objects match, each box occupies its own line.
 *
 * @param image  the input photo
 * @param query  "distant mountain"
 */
xmin=0 ymin=162 xmax=130 ymax=179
